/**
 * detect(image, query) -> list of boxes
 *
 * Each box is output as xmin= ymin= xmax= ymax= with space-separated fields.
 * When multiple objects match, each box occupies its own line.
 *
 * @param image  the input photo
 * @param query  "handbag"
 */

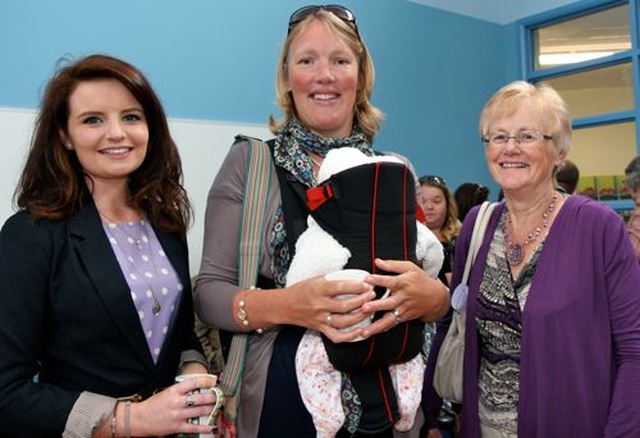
xmin=218 ymin=135 xmax=272 ymax=438
xmin=433 ymin=201 xmax=496 ymax=403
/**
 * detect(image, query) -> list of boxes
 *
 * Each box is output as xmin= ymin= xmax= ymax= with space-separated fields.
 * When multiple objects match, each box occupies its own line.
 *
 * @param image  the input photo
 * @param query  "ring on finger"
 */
xmin=392 ymin=308 xmax=402 ymax=325
xmin=185 ymin=393 xmax=195 ymax=408
xmin=327 ymin=312 xmax=334 ymax=328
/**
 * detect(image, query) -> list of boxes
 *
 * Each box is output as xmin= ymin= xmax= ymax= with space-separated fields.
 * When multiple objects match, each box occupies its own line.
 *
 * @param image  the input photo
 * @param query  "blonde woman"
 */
xmin=425 ymin=81 xmax=640 ymax=437
xmin=195 ymin=5 xmax=449 ymax=437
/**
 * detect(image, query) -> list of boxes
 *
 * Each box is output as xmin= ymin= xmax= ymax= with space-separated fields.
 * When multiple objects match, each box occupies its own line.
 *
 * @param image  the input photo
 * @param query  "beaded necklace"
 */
xmin=503 ymin=194 xmax=558 ymax=266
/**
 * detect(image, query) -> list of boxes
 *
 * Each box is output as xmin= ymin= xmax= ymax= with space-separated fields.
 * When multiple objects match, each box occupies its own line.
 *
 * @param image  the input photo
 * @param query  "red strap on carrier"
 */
xmin=306 ymin=184 xmax=334 ymax=211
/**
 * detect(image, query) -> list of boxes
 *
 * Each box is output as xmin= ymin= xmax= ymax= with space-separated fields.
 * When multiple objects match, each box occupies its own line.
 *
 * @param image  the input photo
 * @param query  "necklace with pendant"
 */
xmin=100 ymin=212 xmax=163 ymax=315
xmin=504 ymin=194 xmax=558 ymax=266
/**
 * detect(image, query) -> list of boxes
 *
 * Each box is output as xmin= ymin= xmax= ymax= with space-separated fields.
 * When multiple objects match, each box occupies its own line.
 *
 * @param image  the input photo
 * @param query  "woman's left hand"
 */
xmin=360 ymin=258 xmax=449 ymax=337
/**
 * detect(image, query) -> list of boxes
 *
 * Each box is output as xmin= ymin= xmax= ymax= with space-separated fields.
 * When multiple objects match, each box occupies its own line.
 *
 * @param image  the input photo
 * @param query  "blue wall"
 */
xmin=0 ymin=0 xmax=520 ymax=197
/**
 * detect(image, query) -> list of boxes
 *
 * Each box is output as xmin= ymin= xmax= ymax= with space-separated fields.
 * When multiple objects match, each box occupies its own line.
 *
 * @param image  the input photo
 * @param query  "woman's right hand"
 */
xmin=127 ymin=375 xmax=219 ymax=436
xmin=427 ymin=428 xmax=443 ymax=438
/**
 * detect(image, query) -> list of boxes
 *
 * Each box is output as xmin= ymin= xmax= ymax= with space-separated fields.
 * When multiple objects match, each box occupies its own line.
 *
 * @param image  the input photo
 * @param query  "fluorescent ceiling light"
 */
xmin=539 ymin=51 xmax=615 ymax=66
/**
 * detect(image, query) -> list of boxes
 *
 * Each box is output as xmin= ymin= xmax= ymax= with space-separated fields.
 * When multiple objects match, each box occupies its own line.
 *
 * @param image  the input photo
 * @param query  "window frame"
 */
xmin=519 ymin=0 xmax=639 ymax=212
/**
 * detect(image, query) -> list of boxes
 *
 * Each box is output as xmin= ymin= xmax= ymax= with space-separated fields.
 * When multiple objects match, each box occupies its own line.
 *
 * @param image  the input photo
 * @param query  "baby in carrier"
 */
xmin=286 ymin=147 xmax=444 ymax=437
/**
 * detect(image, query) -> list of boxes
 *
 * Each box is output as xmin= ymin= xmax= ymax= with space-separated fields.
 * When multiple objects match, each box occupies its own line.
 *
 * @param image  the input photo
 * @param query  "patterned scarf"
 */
xmin=270 ymin=118 xmax=374 ymax=287
xmin=272 ymin=118 xmax=372 ymax=187
xmin=270 ymin=118 xmax=371 ymax=431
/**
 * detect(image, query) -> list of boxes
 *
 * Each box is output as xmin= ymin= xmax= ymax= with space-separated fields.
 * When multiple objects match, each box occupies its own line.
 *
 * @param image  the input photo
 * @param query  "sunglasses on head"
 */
xmin=420 ymin=175 xmax=448 ymax=186
xmin=288 ymin=4 xmax=359 ymax=38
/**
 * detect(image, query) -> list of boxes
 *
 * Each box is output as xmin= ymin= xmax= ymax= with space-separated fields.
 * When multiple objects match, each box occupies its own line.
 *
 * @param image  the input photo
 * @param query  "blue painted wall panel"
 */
xmin=0 ymin=0 xmax=521 ymax=197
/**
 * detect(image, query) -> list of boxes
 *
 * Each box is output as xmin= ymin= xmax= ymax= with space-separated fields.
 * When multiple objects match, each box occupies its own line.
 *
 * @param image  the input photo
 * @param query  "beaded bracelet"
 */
xmin=237 ymin=287 xmax=264 ymax=334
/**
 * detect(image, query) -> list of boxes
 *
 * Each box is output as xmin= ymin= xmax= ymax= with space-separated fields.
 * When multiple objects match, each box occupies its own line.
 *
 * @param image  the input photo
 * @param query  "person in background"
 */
xmin=554 ymin=158 xmax=580 ymax=194
xmin=625 ymin=156 xmax=640 ymax=262
xmin=454 ymin=182 xmax=490 ymax=222
xmin=419 ymin=175 xmax=460 ymax=286
xmin=194 ymin=5 xmax=450 ymax=437
xmin=425 ymin=80 xmax=640 ymax=437
xmin=418 ymin=175 xmax=461 ymax=438
xmin=0 ymin=54 xmax=218 ymax=437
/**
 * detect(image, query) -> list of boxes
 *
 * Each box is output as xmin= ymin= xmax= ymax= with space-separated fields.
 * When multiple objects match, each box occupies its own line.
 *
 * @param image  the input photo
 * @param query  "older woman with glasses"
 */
xmin=424 ymin=80 xmax=640 ymax=437
xmin=195 ymin=5 xmax=449 ymax=438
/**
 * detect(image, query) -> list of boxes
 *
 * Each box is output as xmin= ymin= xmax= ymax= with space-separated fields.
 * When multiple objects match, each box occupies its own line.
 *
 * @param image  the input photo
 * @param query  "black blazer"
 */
xmin=0 ymin=201 xmax=201 ymax=436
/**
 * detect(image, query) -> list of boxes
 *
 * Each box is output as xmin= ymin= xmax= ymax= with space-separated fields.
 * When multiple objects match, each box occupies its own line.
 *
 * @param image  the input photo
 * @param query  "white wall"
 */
xmin=0 ymin=107 xmax=271 ymax=275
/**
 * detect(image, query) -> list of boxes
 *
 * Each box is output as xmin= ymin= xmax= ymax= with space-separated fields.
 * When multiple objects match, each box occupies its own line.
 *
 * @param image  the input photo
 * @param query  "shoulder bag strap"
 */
xmin=219 ymin=135 xmax=272 ymax=398
xmin=451 ymin=201 xmax=496 ymax=311
xmin=460 ymin=201 xmax=496 ymax=284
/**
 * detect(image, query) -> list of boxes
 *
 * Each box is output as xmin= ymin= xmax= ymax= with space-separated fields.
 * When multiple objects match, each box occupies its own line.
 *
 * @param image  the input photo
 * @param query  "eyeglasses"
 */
xmin=419 ymin=175 xmax=448 ymax=186
xmin=482 ymin=130 xmax=552 ymax=146
xmin=288 ymin=4 xmax=359 ymax=38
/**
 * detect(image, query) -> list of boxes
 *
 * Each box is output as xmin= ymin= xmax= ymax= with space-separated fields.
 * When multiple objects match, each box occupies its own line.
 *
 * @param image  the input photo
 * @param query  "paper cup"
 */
xmin=325 ymin=268 xmax=370 ymax=283
xmin=175 ymin=373 xmax=224 ymax=437
xmin=325 ymin=269 xmax=374 ymax=337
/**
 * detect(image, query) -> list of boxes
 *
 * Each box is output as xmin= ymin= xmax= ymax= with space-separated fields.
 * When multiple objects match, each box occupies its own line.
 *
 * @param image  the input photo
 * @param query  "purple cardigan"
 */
xmin=425 ymin=196 xmax=640 ymax=437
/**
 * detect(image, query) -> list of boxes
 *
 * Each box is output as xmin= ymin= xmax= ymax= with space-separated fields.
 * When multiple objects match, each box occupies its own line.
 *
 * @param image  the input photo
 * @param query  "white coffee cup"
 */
xmin=175 ymin=373 xmax=224 ymax=438
xmin=325 ymin=269 xmax=375 ymax=339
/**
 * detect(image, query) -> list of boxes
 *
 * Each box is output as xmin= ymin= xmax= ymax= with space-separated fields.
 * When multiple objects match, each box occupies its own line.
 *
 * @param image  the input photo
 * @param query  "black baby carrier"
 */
xmin=277 ymin=151 xmax=423 ymax=434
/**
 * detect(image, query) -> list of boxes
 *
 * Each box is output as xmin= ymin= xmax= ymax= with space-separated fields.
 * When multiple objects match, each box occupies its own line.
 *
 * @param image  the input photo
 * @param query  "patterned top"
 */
xmin=103 ymin=219 xmax=182 ymax=362
xmin=627 ymin=206 xmax=640 ymax=263
xmin=475 ymin=211 xmax=542 ymax=433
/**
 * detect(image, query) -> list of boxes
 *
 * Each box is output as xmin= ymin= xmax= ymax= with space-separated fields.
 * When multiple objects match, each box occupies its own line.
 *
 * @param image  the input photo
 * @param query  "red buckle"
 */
xmin=307 ymin=185 xmax=334 ymax=211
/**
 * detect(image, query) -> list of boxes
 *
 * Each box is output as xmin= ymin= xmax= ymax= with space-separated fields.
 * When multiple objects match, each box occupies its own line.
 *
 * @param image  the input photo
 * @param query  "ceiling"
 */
xmin=406 ymin=0 xmax=581 ymax=25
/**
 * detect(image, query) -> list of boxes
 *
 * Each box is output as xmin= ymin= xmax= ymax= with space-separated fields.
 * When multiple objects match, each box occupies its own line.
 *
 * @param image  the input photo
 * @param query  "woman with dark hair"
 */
xmin=0 ymin=54 xmax=218 ymax=437
xmin=454 ymin=182 xmax=490 ymax=222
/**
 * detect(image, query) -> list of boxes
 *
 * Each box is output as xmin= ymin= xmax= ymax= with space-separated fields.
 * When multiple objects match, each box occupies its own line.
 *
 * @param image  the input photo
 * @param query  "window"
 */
xmin=522 ymin=0 xmax=638 ymax=213
xmin=543 ymin=62 xmax=633 ymax=118
xmin=533 ymin=3 xmax=630 ymax=70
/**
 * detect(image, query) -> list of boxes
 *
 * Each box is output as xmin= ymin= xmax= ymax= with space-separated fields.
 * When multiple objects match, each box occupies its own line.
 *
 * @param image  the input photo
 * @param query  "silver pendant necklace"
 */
xmin=504 ymin=194 xmax=558 ymax=266
xmin=100 ymin=212 xmax=163 ymax=315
